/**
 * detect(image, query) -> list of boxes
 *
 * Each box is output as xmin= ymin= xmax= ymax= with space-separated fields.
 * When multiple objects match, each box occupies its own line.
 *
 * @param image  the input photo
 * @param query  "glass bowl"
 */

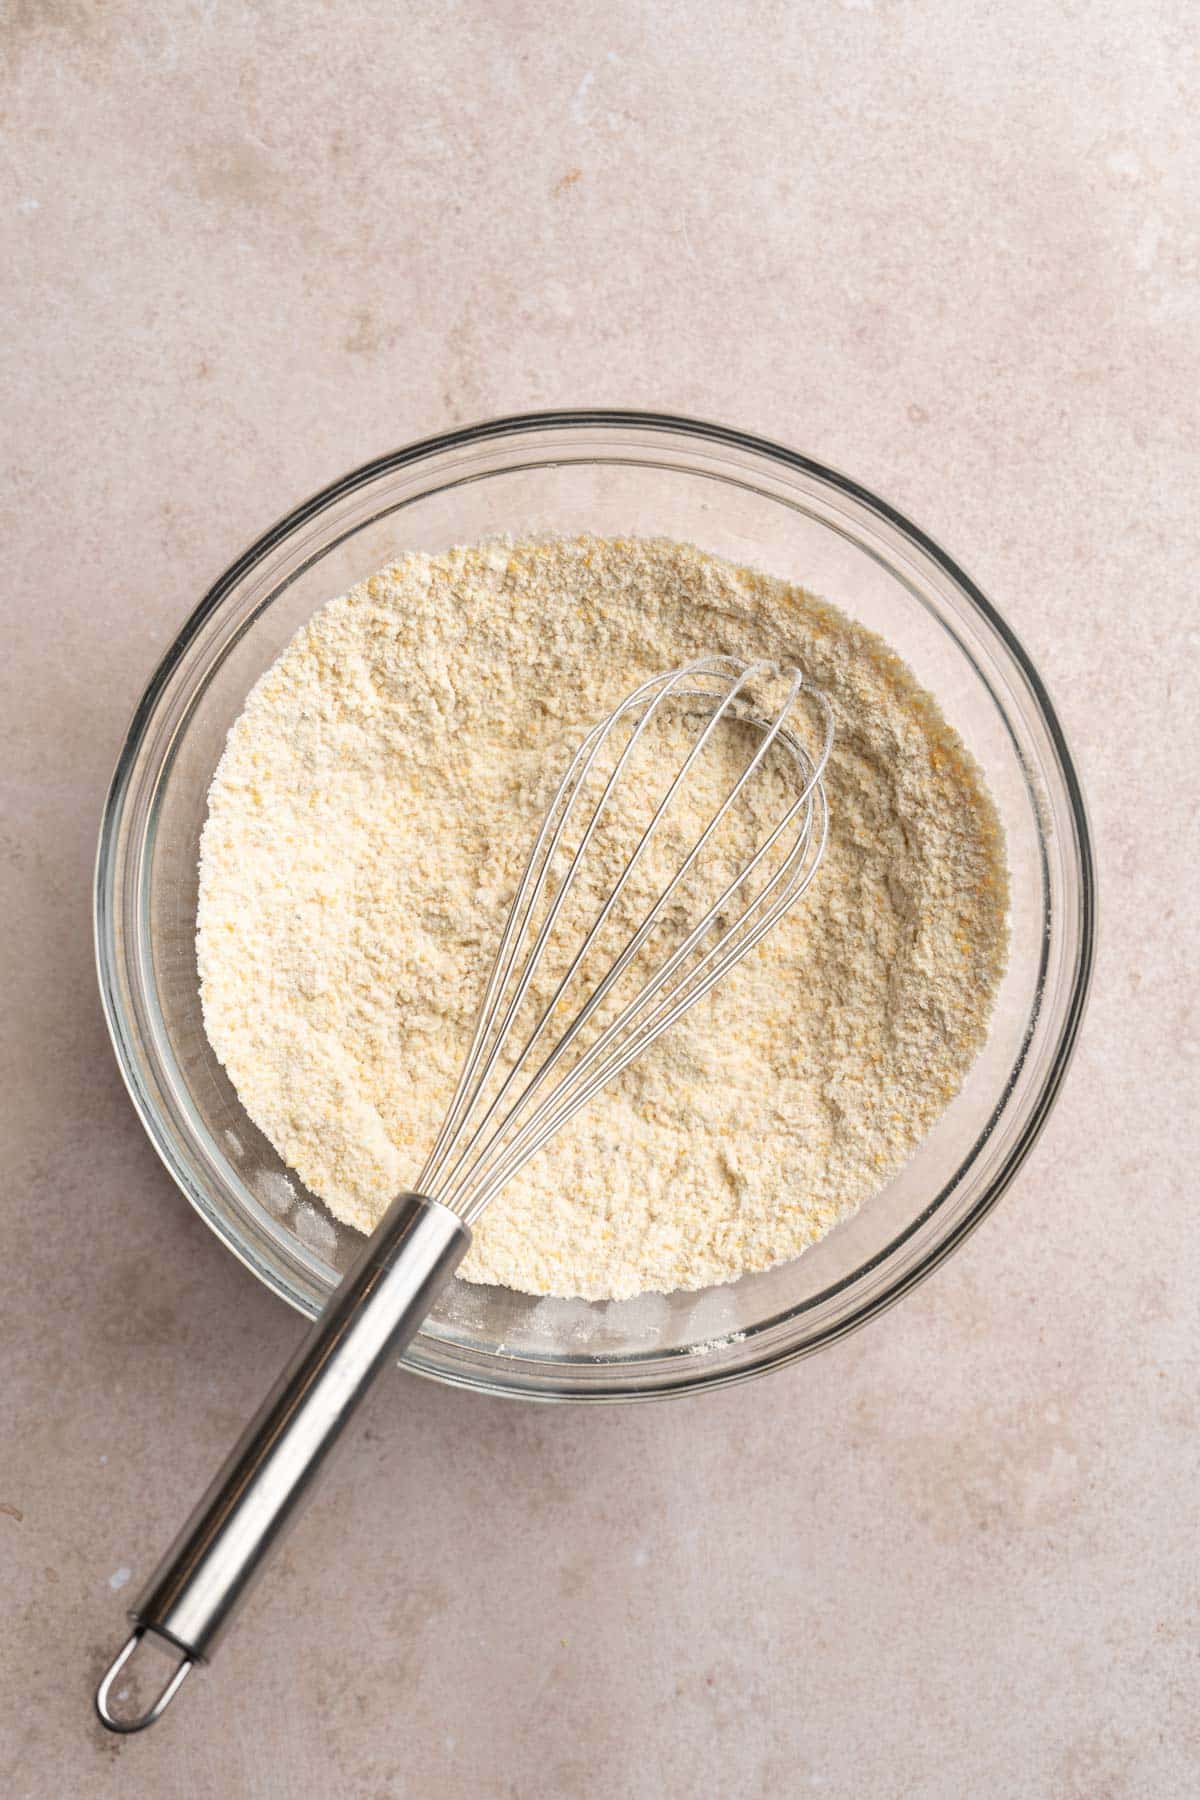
xmin=95 ymin=411 xmax=1094 ymax=1401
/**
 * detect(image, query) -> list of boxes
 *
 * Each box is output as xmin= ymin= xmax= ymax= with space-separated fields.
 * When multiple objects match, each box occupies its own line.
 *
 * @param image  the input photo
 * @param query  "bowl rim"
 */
xmin=95 ymin=408 xmax=1096 ymax=1402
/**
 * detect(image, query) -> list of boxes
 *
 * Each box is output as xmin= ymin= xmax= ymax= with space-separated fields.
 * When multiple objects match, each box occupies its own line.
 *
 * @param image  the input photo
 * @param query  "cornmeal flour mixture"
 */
xmin=197 ymin=537 xmax=1008 ymax=1300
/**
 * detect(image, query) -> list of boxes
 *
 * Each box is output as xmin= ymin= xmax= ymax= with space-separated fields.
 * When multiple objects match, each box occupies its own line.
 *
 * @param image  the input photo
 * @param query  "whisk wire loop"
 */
xmin=424 ymin=658 xmax=769 ymax=1199
xmin=416 ymin=655 xmax=832 ymax=1225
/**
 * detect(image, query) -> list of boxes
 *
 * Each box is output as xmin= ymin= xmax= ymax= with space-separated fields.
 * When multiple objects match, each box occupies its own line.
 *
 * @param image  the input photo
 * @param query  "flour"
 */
xmin=197 ymin=536 xmax=1009 ymax=1301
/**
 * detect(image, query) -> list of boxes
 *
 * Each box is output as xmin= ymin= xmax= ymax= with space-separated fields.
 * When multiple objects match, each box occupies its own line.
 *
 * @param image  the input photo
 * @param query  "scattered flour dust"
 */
xmin=197 ymin=536 xmax=1009 ymax=1301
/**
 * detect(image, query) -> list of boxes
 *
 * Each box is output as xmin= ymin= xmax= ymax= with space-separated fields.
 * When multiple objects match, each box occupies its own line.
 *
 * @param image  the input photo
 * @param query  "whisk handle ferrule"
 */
xmin=95 ymin=1192 xmax=468 ymax=1731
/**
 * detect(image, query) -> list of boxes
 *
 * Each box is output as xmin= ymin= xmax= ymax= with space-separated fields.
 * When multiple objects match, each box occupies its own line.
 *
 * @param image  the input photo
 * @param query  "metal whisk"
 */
xmin=96 ymin=655 xmax=831 ymax=1731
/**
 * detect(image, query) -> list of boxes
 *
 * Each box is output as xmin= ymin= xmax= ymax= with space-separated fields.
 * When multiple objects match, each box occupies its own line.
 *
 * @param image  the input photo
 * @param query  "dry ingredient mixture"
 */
xmin=197 ymin=537 xmax=1009 ymax=1301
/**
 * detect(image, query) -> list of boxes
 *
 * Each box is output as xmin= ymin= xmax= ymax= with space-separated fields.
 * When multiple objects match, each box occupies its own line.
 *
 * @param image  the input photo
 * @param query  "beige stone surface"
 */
xmin=2 ymin=2 xmax=1196 ymax=1795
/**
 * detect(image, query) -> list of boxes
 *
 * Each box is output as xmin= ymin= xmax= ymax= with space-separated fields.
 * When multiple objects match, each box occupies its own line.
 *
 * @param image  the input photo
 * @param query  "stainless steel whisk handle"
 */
xmin=95 ymin=1192 xmax=469 ymax=1733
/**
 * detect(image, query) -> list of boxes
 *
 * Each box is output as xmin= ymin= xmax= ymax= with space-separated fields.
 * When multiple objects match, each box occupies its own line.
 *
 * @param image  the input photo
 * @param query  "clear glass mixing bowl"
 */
xmin=95 ymin=412 xmax=1094 ymax=1401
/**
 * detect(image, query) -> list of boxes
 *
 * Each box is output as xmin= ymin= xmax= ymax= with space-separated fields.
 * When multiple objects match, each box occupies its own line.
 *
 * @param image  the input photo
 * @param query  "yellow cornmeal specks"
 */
xmin=197 ymin=536 xmax=1009 ymax=1301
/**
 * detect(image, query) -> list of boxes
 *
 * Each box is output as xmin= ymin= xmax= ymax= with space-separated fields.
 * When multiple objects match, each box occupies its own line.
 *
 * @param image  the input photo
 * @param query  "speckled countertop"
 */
xmin=3 ymin=3 xmax=1196 ymax=1796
